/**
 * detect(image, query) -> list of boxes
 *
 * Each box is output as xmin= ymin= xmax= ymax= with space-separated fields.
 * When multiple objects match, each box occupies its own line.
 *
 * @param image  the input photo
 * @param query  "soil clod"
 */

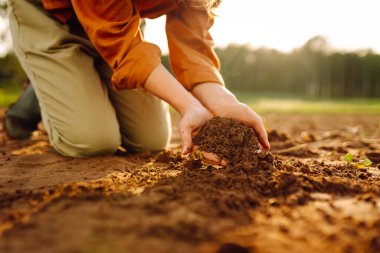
xmin=193 ymin=117 xmax=260 ymax=165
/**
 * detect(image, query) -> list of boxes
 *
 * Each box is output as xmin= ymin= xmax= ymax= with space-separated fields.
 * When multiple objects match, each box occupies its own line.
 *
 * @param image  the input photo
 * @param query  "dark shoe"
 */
xmin=4 ymin=82 xmax=41 ymax=139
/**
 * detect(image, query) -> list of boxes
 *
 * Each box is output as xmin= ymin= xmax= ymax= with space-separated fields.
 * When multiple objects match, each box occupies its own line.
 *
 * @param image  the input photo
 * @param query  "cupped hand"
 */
xmin=179 ymin=105 xmax=213 ymax=155
xmin=180 ymin=105 xmax=228 ymax=165
xmin=179 ymin=102 xmax=269 ymax=166
xmin=212 ymin=102 xmax=270 ymax=150
xmin=191 ymin=83 xmax=270 ymax=152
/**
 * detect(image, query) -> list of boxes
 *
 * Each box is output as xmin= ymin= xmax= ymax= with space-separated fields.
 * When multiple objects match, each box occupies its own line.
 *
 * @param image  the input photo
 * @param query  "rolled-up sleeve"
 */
xmin=166 ymin=6 xmax=224 ymax=90
xmin=71 ymin=0 xmax=162 ymax=90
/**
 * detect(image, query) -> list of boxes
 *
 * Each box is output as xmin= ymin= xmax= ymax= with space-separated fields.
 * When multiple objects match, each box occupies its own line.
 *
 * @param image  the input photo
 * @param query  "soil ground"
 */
xmin=0 ymin=111 xmax=379 ymax=253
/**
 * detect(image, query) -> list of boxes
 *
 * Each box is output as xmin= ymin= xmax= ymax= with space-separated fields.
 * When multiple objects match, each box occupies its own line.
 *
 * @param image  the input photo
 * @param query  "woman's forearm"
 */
xmin=144 ymin=64 xmax=203 ymax=115
xmin=192 ymin=82 xmax=239 ymax=114
xmin=144 ymin=64 xmax=214 ymax=154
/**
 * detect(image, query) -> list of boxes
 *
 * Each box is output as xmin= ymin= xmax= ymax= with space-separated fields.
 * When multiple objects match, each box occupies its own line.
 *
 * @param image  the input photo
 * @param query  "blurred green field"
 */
xmin=1 ymin=88 xmax=380 ymax=114
xmin=233 ymin=91 xmax=380 ymax=114
xmin=0 ymin=88 xmax=19 ymax=108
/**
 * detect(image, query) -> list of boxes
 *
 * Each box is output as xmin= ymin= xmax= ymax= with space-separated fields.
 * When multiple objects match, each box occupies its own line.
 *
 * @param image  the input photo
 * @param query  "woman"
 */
xmin=8 ymin=0 xmax=270 ymax=164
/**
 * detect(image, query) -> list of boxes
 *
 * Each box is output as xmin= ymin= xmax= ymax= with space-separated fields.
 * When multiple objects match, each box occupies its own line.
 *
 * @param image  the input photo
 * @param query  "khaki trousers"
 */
xmin=8 ymin=0 xmax=171 ymax=157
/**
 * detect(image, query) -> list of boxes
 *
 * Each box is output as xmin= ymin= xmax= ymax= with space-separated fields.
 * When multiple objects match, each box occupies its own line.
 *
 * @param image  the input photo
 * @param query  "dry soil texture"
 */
xmin=0 ymin=112 xmax=379 ymax=253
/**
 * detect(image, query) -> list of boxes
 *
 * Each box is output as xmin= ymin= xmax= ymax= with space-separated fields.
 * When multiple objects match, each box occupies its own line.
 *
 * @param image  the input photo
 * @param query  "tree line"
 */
xmin=215 ymin=36 xmax=380 ymax=98
xmin=167 ymin=36 xmax=380 ymax=98
xmin=1 ymin=36 xmax=380 ymax=98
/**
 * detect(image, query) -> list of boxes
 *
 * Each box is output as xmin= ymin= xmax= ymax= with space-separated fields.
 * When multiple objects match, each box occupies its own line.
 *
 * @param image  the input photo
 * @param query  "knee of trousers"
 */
xmin=123 ymin=122 xmax=172 ymax=153
xmin=49 ymin=122 xmax=121 ymax=158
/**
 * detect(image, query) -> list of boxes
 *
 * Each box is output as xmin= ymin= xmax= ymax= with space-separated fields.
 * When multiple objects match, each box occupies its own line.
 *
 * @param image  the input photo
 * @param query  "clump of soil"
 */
xmin=365 ymin=151 xmax=380 ymax=165
xmin=193 ymin=117 xmax=260 ymax=165
xmin=268 ymin=129 xmax=289 ymax=142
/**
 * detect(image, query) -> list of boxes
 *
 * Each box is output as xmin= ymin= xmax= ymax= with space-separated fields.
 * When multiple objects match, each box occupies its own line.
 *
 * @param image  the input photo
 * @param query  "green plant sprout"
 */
xmin=359 ymin=158 xmax=373 ymax=167
xmin=344 ymin=153 xmax=353 ymax=163
xmin=342 ymin=153 xmax=373 ymax=168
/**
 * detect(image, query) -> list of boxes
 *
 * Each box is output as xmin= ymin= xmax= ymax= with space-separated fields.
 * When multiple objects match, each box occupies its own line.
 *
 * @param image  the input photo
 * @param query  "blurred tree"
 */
xmin=299 ymin=36 xmax=328 ymax=97
xmin=1 ymin=31 xmax=380 ymax=98
xmin=212 ymin=36 xmax=380 ymax=98
xmin=0 ymin=1 xmax=6 ymax=10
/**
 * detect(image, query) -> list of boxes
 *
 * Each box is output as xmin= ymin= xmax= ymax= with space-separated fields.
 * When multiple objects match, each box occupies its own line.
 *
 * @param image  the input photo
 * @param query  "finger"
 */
xmin=203 ymin=152 xmax=228 ymax=166
xmin=203 ymin=152 xmax=221 ymax=162
xmin=203 ymin=158 xmax=222 ymax=166
xmin=251 ymin=117 xmax=270 ymax=150
xmin=203 ymin=157 xmax=227 ymax=166
xmin=180 ymin=125 xmax=193 ymax=155
xmin=192 ymin=147 xmax=225 ymax=165
xmin=191 ymin=128 xmax=201 ymax=138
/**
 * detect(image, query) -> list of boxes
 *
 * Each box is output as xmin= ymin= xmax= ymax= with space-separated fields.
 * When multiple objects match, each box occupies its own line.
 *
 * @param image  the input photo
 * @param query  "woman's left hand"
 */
xmin=192 ymin=82 xmax=270 ymax=151
xmin=211 ymin=102 xmax=270 ymax=150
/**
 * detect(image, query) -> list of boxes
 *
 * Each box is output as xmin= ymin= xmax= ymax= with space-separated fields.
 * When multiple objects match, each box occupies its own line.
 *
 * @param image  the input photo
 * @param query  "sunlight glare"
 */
xmin=145 ymin=0 xmax=380 ymax=53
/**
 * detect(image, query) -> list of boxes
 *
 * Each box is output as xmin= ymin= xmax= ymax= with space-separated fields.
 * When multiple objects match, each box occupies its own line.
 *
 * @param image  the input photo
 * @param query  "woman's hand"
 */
xmin=179 ymin=105 xmax=213 ymax=155
xmin=180 ymin=104 xmax=231 ymax=166
xmin=143 ymin=65 xmax=218 ymax=158
xmin=211 ymin=102 xmax=270 ymax=150
xmin=192 ymin=82 xmax=270 ymax=151
xmin=143 ymin=65 xmax=268 ymax=165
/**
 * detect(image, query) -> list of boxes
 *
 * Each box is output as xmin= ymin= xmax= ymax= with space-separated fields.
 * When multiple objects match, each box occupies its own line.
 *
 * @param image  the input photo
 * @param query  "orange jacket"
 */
xmin=42 ymin=0 xmax=224 ymax=90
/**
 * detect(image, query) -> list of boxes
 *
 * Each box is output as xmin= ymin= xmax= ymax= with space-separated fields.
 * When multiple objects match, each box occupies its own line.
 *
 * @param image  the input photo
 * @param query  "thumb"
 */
xmin=251 ymin=120 xmax=270 ymax=150
xmin=180 ymin=125 xmax=193 ymax=155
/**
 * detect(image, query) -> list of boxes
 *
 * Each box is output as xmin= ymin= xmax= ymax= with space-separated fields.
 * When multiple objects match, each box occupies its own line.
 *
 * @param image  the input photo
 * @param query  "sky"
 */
xmin=1 ymin=0 xmax=380 ymax=56
xmin=144 ymin=0 xmax=380 ymax=53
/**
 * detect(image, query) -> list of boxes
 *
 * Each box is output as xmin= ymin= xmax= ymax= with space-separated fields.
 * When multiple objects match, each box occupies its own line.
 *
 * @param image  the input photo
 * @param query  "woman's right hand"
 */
xmin=179 ymin=104 xmax=212 ymax=155
xmin=179 ymin=105 xmax=228 ymax=166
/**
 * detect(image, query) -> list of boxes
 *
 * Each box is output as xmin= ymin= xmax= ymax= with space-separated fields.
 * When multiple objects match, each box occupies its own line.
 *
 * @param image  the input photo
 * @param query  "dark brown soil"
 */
xmin=0 ymin=112 xmax=379 ymax=253
xmin=193 ymin=117 xmax=260 ymax=165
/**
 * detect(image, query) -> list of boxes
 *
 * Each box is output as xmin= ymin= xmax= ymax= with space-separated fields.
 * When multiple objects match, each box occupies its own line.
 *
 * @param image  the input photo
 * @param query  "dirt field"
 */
xmin=0 ymin=112 xmax=379 ymax=253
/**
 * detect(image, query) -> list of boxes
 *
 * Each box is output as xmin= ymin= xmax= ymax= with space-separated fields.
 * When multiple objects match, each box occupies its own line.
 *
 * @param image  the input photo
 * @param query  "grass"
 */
xmin=233 ymin=91 xmax=380 ymax=114
xmin=0 ymin=88 xmax=19 ymax=108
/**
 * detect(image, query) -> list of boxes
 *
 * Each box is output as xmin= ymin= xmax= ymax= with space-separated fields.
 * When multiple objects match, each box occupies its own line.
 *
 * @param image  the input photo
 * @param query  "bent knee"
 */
xmin=123 ymin=124 xmax=171 ymax=153
xmin=50 ymin=125 xmax=121 ymax=158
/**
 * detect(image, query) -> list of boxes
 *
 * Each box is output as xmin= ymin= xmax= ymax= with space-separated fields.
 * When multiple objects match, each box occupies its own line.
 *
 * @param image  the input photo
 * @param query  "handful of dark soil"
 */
xmin=193 ymin=117 xmax=261 ymax=165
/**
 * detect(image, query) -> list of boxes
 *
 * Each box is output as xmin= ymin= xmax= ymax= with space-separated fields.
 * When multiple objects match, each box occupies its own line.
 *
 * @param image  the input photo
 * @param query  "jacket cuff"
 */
xmin=178 ymin=65 xmax=225 ymax=90
xmin=111 ymin=42 xmax=162 ymax=90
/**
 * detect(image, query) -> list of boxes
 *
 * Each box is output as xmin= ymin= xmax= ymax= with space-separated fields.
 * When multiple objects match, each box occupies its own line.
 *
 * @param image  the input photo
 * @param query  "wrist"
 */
xmin=192 ymin=82 xmax=239 ymax=115
xmin=144 ymin=64 xmax=205 ymax=117
xmin=176 ymin=94 xmax=205 ymax=117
